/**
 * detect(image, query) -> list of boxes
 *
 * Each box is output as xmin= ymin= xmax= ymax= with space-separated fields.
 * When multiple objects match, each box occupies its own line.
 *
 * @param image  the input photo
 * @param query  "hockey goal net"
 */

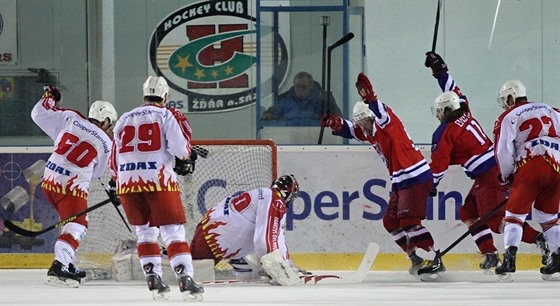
xmin=77 ymin=139 xmax=277 ymax=279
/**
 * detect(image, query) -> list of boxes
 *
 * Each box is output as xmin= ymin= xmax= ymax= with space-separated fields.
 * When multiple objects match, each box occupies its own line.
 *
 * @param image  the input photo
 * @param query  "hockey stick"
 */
xmin=192 ymin=145 xmax=209 ymax=158
xmin=99 ymin=179 xmax=132 ymax=233
xmin=202 ymin=242 xmax=379 ymax=285
xmin=431 ymin=0 xmax=442 ymax=52
xmin=3 ymin=198 xmax=112 ymax=237
xmin=417 ymin=198 xmax=508 ymax=274
xmin=318 ymin=32 xmax=355 ymax=144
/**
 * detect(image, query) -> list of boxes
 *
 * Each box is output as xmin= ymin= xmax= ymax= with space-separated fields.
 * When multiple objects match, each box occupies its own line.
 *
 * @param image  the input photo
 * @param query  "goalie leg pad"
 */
xmin=261 ymin=249 xmax=302 ymax=286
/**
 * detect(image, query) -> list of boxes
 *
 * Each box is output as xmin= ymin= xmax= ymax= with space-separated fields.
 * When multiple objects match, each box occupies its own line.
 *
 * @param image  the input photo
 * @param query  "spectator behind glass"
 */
xmin=261 ymin=71 xmax=342 ymax=126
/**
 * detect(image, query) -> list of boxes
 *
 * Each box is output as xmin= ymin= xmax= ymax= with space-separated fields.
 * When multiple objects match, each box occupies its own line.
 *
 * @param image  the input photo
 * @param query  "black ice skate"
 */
xmin=407 ymin=251 xmax=425 ymax=275
xmin=44 ymin=260 xmax=81 ymax=288
xmin=417 ymin=255 xmax=446 ymax=282
xmin=535 ymin=233 xmax=551 ymax=265
xmin=144 ymin=263 xmax=170 ymax=300
xmin=540 ymin=248 xmax=560 ymax=281
xmin=495 ymin=246 xmax=517 ymax=282
xmin=175 ymin=264 xmax=204 ymax=302
xmin=479 ymin=251 xmax=500 ymax=274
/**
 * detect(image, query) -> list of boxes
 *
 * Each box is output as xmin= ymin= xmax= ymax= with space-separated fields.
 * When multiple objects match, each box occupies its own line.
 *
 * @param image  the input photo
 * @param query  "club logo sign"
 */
xmin=148 ymin=0 xmax=288 ymax=113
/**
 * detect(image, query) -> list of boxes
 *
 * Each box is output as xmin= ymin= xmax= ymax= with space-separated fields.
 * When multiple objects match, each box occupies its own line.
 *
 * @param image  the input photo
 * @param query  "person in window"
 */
xmin=261 ymin=71 xmax=342 ymax=126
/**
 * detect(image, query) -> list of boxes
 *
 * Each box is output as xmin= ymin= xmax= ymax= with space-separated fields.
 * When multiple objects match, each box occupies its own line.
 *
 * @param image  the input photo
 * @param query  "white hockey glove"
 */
xmin=260 ymin=249 xmax=302 ymax=286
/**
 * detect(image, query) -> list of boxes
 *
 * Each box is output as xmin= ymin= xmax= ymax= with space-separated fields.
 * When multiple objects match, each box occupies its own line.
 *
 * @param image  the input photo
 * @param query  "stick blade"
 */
xmin=3 ymin=220 xmax=42 ymax=237
xmin=328 ymin=32 xmax=355 ymax=51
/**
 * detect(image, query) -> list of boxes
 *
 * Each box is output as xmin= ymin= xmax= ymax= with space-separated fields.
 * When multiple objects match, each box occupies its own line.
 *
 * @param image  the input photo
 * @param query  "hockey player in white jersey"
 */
xmin=493 ymin=80 xmax=560 ymax=281
xmin=109 ymin=76 xmax=203 ymax=301
xmin=190 ymin=174 xmax=308 ymax=286
xmin=31 ymin=85 xmax=117 ymax=288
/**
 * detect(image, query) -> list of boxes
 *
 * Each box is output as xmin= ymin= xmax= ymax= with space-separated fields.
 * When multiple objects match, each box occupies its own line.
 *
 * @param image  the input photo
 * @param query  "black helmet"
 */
xmin=271 ymin=174 xmax=300 ymax=205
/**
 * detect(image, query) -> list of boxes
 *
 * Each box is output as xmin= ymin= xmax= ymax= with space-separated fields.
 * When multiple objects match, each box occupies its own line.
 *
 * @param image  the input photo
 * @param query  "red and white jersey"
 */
xmin=334 ymin=101 xmax=432 ymax=190
xmin=31 ymin=97 xmax=112 ymax=198
xmin=110 ymin=103 xmax=192 ymax=194
xmin=199 ymin=188 xmax=290 ymax=261
xmin=431 ymin=72 xmax=497 ymax=185
xmin=493 ymin=101 xmax=560 ymax=178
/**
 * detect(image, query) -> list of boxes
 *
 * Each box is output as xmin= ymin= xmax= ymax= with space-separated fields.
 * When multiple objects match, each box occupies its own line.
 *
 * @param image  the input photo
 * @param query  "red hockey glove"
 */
xmin=320 ymin=114 xmax=344 ymax=132
xmin=355 ymin=73 xmax=378 ymax=103
xmin=42 ymin=84 xmax=62 ymax=102
xmin=424 ymin=51 xmax=448 ymax=78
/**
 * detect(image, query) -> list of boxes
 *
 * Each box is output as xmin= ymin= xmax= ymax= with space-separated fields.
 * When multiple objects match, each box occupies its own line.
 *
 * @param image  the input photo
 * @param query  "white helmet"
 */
xmin=433 ymin=91 xmax=460 ymax=116
xmin=89 ymin=100 xmax=118 ymax=125
xmin=143 ymin=76 xmax=169 ymax=101
xmin=352 ymin=101 xmax=374 ymax=122
xmin=498 ymin=80 xmax=526 ymax=109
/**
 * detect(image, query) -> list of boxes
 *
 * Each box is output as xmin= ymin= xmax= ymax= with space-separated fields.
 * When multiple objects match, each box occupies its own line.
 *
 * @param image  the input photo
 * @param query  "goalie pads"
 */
xmin=260 ymin=249 xmax=302 ymax=286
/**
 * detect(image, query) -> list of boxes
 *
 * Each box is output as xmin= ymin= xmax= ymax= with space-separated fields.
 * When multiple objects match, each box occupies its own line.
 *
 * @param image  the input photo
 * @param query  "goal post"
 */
xmin=78 ymin=139 xmax=278 ymax=280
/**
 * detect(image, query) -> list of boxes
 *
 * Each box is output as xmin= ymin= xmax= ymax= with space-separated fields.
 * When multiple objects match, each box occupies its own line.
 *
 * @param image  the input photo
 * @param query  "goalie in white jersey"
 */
xmin=109 ymin=76 xmax=203 ymax=301
xmin=190 ymin=174 xmax=307 ymax=286
xmin=493 ymin=80 xmax=560 ymax=281
xmin=31 ymin=85 xmax=117 ymax=288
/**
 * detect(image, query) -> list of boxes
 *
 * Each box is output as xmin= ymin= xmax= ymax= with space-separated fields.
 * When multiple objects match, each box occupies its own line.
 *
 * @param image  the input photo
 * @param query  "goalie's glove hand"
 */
xmin=107 ymin=178 xmax=120 ymax=207
xmin=174 ymin=151 xmax=197 ymax=176
xmin=424 ymin=51 xmax=448 ymax=78
xmin=42 ymin=84 xmax=62 ymax=103
xmin=355 ymin=73 xmax=378 ymax=103
xmin=320 ymin=114 xmax=344 ymax=132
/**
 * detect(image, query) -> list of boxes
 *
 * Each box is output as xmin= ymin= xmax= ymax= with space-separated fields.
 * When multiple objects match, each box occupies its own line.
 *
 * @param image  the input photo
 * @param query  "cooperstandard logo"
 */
xmin=148 ymin=0 xmax=288 ymax=113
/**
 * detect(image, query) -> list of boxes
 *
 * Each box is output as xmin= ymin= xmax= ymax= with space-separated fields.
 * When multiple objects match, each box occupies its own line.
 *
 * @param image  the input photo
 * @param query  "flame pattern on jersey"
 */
xmin=40 ymin=175 xmax=87 ymax=199
xmin=117 ymin=166 xmax=180 ymax=193
xmin=200 ymin=209 xmax=239 ymax=259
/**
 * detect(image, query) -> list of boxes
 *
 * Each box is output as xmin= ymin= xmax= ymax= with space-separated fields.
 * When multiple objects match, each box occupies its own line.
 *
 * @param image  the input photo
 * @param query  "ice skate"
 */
xmin=44 ymin=260 xmax=81 ymax=288
xmin=146 ymin=274 xmax=170 ymax=300
xmin=479 ymin=251 xmax=500 ymax=275
xmin=417 ymin=255 xmax=446 ymax=282
xmin=407 ymin=251 xmax=425 ymax=275
xmin=540 ymin=248 xmax=560 ymax=281
xmin=178 ymin=274 xmax=204 ymax=301
xmin=496 ymin=246 xmax=517 ymax=282
xmin=535 ymin=233 xmax=551 ymax=265
xmin=144 ymin=263 xmax=170 ymax=300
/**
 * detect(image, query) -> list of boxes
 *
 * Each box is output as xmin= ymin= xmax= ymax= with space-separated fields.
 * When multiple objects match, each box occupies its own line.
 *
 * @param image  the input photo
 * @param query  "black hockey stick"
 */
xmin=3 ymin=198 xmax=112 ymax=237
xmin=99 ymin=179 xmax=132 ymax=233
xmin=318 ymin=32 xmax=355 ymax=144
xmin=418 ymin=198 xmax=508 ymax=274
xmin=192 ymin=145 xmax=209 ymax=158
xmin=431 ymin=0 xmax=442 ymax=52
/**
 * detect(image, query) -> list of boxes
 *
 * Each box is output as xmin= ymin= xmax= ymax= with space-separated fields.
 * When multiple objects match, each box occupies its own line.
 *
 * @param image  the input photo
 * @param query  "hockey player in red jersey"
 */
xmin=109 ymin=76 xmax=203 ymax=300
xmin=424 ymin=52 xmax=549 ymax=273
xmin=190 ymin=174 xmax=308 ymax=286
xmin=493 ymin=80 xmax=560 ymax=281
xmin=31 ymin=85 xmax=117 ymax=288
xmin=321 ymin=72 xmax=444 ymax=279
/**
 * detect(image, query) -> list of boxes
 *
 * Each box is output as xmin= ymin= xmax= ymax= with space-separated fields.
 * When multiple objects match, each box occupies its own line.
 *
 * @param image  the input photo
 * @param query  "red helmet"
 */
xmin=271 ymin=174 xmax=299 ymax=205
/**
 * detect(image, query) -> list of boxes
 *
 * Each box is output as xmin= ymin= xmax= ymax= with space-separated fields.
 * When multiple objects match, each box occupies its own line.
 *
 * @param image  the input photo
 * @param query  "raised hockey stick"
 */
xmin=417 ymin=198 xmax=508 ymax=274
xmin=202 ymin=242 xmax=379 ymax=285
xmin=431 ymin=0 xmax=442 ymax=52
xmin=318 ymin=32 xmax=355 ymax=144
xmin=192 ymin=145 xmax=209 ymax=158
xmin=3 ymin=198 xmax=112 ymax=237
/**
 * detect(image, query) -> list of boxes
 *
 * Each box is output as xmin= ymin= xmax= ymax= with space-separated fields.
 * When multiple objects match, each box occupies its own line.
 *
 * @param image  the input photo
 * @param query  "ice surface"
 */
xmin=0 ymin=269 xmax=558 ymax=306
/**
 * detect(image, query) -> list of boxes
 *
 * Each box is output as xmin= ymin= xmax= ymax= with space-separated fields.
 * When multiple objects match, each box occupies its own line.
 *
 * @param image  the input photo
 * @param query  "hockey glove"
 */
xmin=42 ymin=84 xmax=62 ymax=102
xmin=424 ymin=51 xmax=448 ymax=78
xmin=174 ymin=150 xmax=197 ymax=176
xmin=498 ymin=174 xmax=513 ymax=190
xmin=320 ymin=114 xmax=344 ymax=132
xmin=429 ymin=187 xmax=437 ymax=197
xmin=355 ymin=73 xmax=378 ymax=103
xmin=107 ymin=178 xmax=121 ymax=207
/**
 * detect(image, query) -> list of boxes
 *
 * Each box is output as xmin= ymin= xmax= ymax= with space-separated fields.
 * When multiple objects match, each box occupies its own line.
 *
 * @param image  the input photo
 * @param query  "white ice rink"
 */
xmin=0 ymin=269 xmax=558 ymax=306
